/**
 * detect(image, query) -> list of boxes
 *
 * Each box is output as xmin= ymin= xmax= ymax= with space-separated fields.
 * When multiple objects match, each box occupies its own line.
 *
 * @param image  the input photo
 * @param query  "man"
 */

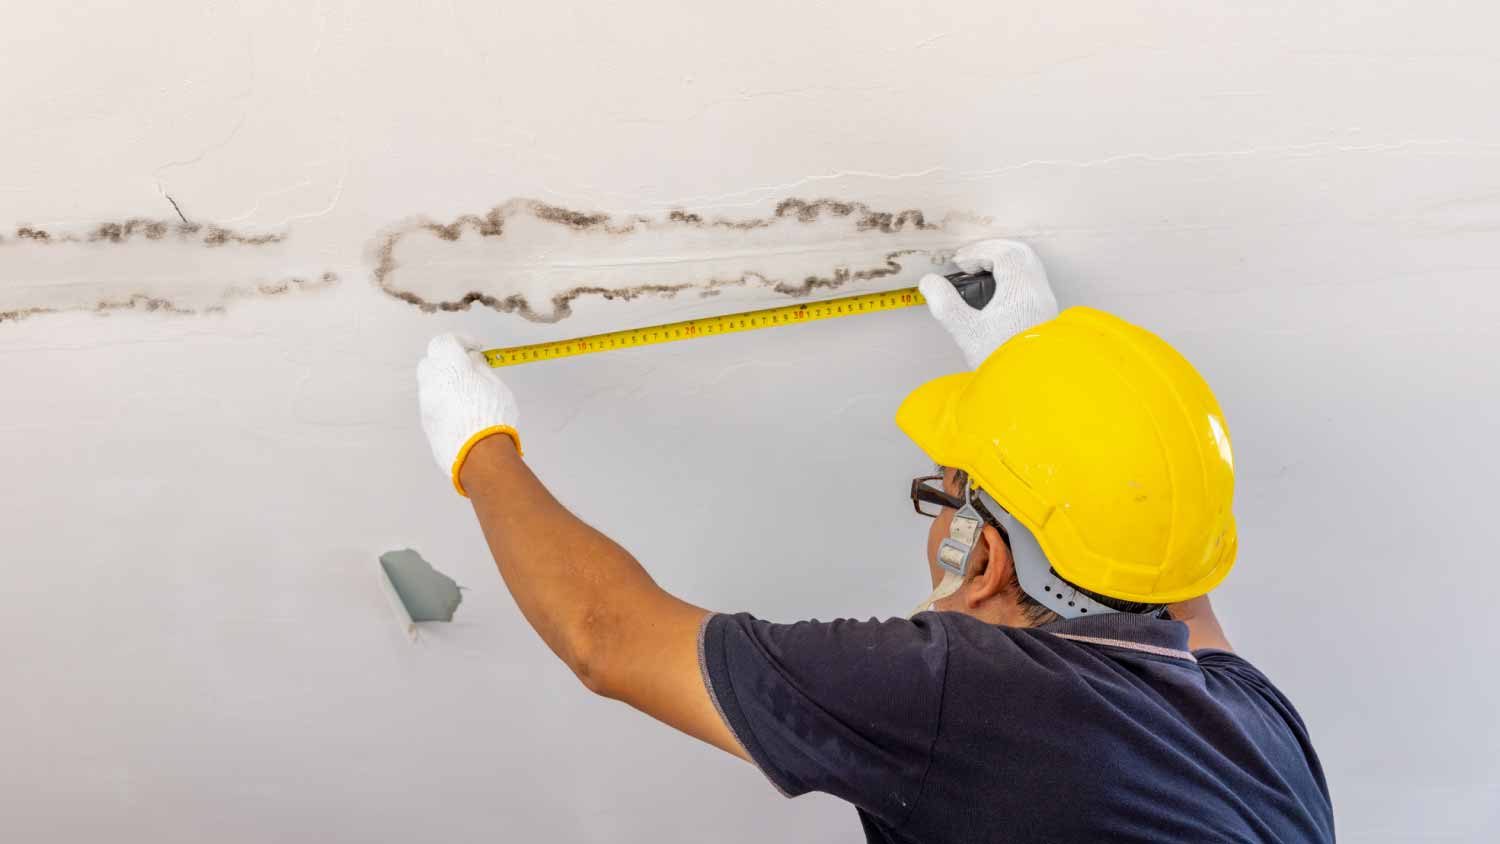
xmin=415 ymin=240 xmax=1335 ymax=843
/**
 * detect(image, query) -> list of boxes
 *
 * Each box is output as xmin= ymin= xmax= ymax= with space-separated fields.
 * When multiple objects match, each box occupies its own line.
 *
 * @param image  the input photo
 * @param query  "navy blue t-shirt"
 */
xmin=698 ymin=610 xmax=1333 ymax=843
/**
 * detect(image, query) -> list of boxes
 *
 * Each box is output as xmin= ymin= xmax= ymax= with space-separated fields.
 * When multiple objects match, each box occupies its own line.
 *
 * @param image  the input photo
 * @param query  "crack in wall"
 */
xmin=371 ymin=197 xmax=986 ymax=323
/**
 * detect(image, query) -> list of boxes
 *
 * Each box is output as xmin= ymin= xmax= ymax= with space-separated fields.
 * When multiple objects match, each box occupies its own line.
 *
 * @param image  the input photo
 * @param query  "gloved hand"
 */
xmin=918 ymin=239 xmax=1059 ymax=369
xmin=417 ymin=332 xmax=523 ymax=496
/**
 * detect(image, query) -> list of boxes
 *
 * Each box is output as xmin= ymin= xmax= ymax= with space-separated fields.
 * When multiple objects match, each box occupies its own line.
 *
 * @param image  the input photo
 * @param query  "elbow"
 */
xmin=565 ymin=610 xmax=615 ymax=698
xmin=569 ymin=647 xmax=610 ymax=697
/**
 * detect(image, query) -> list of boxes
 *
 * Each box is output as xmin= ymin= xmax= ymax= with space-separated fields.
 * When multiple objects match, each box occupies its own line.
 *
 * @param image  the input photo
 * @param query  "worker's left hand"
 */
xmin=919 ymin=239 xmax=1059 ymax=369
xmin=416 ymin=332 xmax=522 ymax=496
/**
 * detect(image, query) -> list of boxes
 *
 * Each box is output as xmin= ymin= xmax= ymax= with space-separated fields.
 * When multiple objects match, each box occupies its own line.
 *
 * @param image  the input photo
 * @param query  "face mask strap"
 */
xmin=937 ymin=503 xmax=984 ymax=577
xmin=908 ymin=569 xmax=965 ymax=618
xmin=908 ymin=501 xmax=986 ymax=618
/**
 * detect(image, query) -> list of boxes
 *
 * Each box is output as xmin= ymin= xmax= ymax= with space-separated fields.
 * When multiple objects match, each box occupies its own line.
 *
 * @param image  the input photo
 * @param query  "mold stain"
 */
xmin=2 ymin=219 xmax=284 ymax=247
xmin=0 ymin=273 xmax=339 ymax=324
xmin=371 ymin=197 xmax=972 ymax=323
xmin=0 ymin=218 xmax=331 ymax=325
xmin=3 ymin=200 xmax=982 ymax=326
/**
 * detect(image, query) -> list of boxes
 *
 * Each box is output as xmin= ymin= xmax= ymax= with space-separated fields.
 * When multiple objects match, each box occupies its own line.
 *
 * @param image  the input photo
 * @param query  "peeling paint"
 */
xmin=370 ymin=197 xmax=998 ymax=323
xmin=378 ymin=549 xmax=463 ymax=641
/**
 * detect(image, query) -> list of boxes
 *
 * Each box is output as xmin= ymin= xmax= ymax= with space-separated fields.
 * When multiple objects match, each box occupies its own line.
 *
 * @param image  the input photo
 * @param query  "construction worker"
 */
xmin=415 ymin=239 xmax=1334 ymax=843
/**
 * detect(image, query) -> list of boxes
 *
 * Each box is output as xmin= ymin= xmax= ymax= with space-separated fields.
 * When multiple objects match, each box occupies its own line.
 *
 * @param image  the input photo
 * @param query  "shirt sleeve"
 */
xmin=1195 ymin=649 xmax=1314 ymax=734
xmin=1195 ymin=648 xmax=1334 ymax=814
xmin=697 ymin=611 xmax=949 ymax=826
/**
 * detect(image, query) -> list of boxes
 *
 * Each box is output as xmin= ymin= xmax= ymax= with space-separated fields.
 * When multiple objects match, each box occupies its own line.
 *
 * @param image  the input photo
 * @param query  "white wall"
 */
xmin=3 ymin=2 xmax=1497 ymax=841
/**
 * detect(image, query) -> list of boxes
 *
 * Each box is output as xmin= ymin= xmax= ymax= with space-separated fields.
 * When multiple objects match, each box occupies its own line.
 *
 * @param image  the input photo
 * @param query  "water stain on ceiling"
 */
xmin=0 ymin=219 xmax=335 ymax=323
xmin=5 ymin=219 xmax=284 ymax=247
xmin=0 ymin=198 xmax=998 ymax=325
xmin=370 ymin=197 xmax=999 ymax=323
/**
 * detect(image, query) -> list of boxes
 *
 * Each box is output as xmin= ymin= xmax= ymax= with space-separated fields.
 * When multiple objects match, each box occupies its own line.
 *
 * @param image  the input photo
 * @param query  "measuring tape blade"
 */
xmin=482 ymin=286 xmax=927 ymax=368
xmin=479 ymin=270 xmax=994 ymax=368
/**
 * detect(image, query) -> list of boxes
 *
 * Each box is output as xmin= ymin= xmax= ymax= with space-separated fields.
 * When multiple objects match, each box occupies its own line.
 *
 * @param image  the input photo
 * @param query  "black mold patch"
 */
xmin=0 ymin=273 xmax=339 ymax=324
xmin=0 ymin=216 xmax=335 ymax=325
xmin=371 ymin=197 xmax=949 ymax=323
xmin=773 ymin=198 xmax=939 ymax=233
xmin=1 ymin=219 xmax=284 ymax=247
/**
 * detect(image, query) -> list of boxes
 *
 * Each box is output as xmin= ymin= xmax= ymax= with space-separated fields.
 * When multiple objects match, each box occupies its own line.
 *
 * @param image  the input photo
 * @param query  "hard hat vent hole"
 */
xmin=1068 ymin=601 xmax=1075 ymax=607
xmin=1080 ymin=608 xmax=1088 ymax=613
xmin=1044 ymin=585 xmax=1051 ymax=592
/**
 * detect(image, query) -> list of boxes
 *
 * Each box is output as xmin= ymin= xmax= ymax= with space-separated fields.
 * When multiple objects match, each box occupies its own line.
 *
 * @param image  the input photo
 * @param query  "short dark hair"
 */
xmin=940 ymin=465 xmax=1166 ymax=625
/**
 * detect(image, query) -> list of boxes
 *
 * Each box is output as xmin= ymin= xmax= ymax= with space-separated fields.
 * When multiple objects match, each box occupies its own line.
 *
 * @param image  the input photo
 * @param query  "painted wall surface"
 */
xmin=3 ymin=2 xmax=1497 ymax=841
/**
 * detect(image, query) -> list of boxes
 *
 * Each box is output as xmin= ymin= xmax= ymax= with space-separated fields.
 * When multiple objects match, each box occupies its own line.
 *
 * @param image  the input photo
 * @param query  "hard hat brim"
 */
xmin=894 ymin=371 xmax=972 ymax=470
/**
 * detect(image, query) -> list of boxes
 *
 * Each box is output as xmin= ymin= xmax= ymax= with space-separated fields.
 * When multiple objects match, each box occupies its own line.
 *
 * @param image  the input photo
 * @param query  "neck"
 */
xmin=937 ymin=590 xmax=1046 ymax=628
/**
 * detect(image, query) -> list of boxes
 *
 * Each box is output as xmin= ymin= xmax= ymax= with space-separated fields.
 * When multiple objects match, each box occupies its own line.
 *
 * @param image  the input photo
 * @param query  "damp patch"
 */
xmin=369 ymin=197 xmax=1002 ymax=323
xmin=378 ymin=549 xmax=464 ymax=641
xmin=0 ymin=218 xmax=337 ymax=323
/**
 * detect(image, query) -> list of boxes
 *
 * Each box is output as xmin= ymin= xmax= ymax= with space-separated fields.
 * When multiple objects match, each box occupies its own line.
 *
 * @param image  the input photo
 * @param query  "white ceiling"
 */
xmin=2 ymin=1 xmax=1497 ymax=841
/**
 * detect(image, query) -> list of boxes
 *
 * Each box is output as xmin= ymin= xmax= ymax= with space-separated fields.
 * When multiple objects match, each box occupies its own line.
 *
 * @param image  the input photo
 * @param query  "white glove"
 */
xmin=918 ymin=239 xmax=1059 ymax=370
xmin=416 ymin=332 xmax=522 ymax=496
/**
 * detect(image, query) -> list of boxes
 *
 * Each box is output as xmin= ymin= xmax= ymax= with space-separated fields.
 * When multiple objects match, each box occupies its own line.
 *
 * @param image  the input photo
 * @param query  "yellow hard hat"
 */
xmin=897 ymin=306 xmax=1236 ymax=604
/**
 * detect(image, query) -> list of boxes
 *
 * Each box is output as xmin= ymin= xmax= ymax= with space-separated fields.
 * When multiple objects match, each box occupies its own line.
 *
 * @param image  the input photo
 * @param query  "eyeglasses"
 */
xmin=911 ymin=471 xmax=1013 ymax=548
xmin=910 ymin=473 xmax=966 ymax=517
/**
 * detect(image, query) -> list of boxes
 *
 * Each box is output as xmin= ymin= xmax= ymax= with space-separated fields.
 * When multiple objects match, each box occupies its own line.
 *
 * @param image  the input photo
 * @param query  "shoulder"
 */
xmin=1195 ymin=648 xmax=1290 ymax=697
xmin=697 ymin=611 xmax=954 ymax=815
xmin=700 ymin=611 xmax=954 ymax=734
xmin=1194 ymin=648 xmax=1314 ymax=731
xmin=931 ymin=610 xmax=1089 ymax=666
xmin=704 ymin=611 xmax=950 ymax=670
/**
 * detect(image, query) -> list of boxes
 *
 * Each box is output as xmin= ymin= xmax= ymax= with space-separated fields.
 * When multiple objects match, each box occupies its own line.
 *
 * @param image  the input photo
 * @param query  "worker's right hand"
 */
xmin=416 ymin=332 xmax=523 ymax=497
xmin=919 ymin=239 xmax=1059 ymax=370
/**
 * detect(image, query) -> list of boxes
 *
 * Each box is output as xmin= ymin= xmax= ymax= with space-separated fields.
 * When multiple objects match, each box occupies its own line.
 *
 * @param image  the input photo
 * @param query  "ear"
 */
xmin=964 ymin=524 xmax=1015 ymax=608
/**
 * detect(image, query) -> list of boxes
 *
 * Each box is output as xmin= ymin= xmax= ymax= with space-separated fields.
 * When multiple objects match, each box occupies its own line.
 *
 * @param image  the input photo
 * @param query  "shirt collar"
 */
xmin=1036 ymin=612 xmax=1197 ymax=662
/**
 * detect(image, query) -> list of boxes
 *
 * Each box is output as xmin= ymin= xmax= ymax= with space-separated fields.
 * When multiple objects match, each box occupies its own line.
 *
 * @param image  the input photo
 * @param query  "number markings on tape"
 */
xmin=482 ymin=287 xmax=925 ymax=368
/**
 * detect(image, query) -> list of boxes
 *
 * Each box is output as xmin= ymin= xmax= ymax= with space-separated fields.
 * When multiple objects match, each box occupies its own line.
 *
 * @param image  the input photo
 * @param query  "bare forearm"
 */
xmin=458 ymin=434 xmax=662 ymax=683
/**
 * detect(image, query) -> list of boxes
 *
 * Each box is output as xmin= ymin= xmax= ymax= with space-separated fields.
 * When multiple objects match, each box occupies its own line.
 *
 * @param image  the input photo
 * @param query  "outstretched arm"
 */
xmin=1167 ymin=595 xmax=1233 ymax=652
xmin=416 ymin=333 xmax=749 ymax=762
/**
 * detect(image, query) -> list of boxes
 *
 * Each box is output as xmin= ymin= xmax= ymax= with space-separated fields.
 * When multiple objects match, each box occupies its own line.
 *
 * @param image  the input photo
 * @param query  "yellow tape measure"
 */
xmin=482 ymin=286 xmax=927 ymax=367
